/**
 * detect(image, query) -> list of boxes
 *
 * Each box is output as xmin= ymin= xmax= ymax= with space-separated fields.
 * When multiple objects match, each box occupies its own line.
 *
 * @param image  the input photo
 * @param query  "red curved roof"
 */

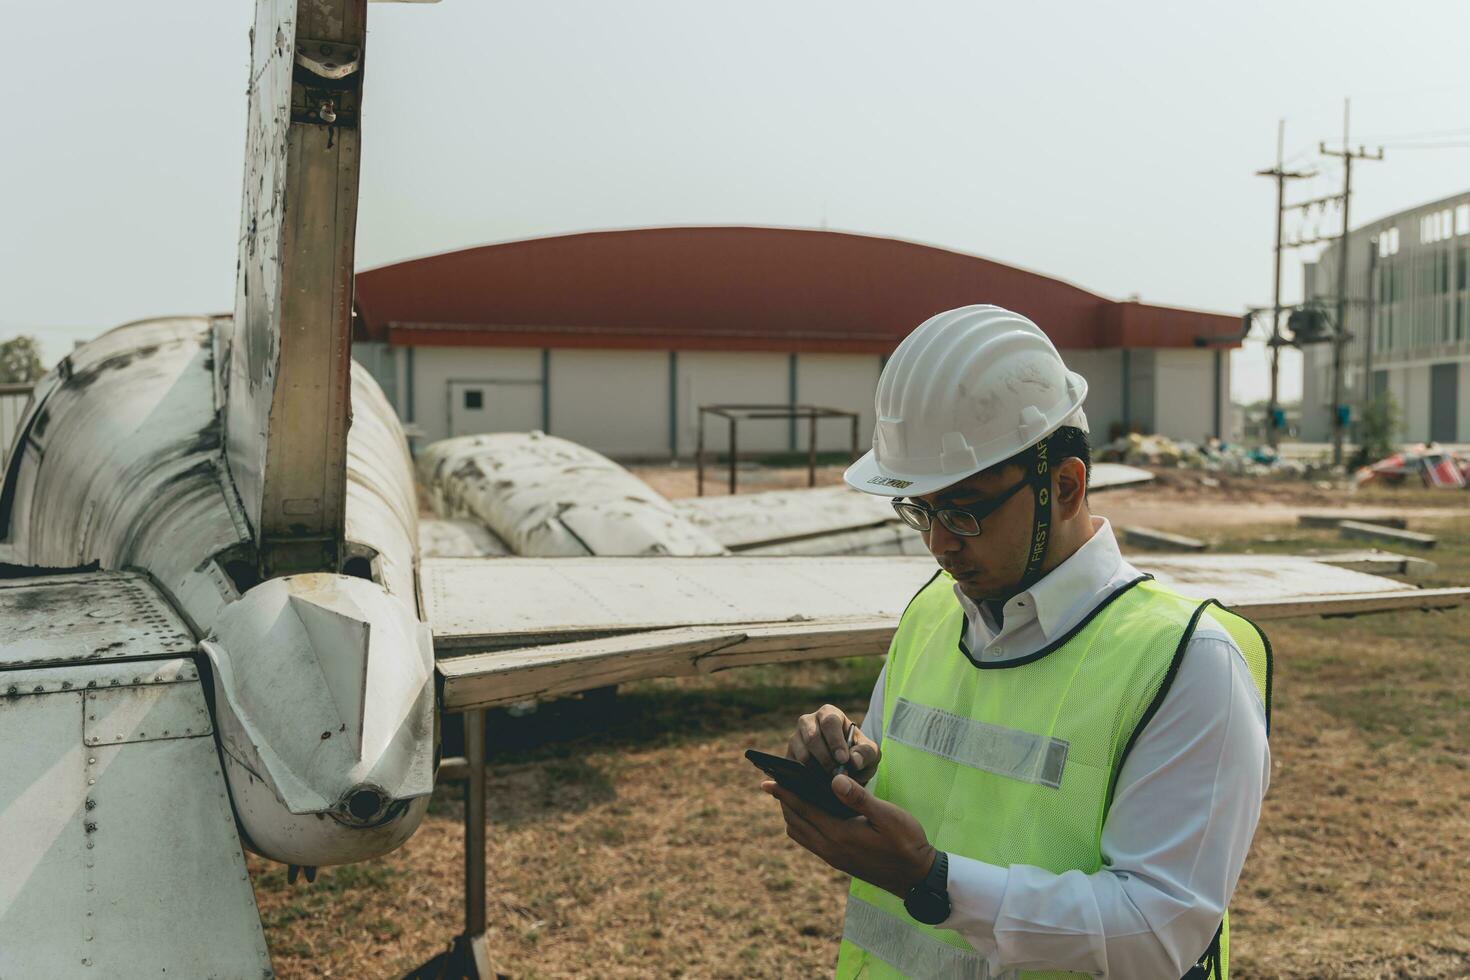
xmin=353 ymin=227 xmax=1240 ymax=353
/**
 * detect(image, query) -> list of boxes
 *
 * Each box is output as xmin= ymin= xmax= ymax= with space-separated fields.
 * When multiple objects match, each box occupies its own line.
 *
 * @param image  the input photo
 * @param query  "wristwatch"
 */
xmin=902 ymin=850 xmax=950 ymax=925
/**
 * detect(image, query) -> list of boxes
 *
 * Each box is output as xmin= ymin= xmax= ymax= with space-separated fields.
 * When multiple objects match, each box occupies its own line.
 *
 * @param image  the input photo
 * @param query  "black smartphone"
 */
xmin=746 ymin=748 xmax=859 ymax=819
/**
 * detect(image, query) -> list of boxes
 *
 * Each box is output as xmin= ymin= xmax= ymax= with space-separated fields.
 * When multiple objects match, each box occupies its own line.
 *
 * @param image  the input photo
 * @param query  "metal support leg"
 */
xmin=728 ymin=417 xmax=738 ymax=495
xmin=404 ymin=710 xmax=496 ymax=980
xmin=807 ymin=412 xmax=818 ymax=487
xmin=463 ymin=709 xmax=488 ymax=958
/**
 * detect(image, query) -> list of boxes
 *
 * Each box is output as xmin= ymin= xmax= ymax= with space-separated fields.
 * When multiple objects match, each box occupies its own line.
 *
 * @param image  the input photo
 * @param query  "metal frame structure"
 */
xmin=695 ymin=404 xmax=860 ymax=496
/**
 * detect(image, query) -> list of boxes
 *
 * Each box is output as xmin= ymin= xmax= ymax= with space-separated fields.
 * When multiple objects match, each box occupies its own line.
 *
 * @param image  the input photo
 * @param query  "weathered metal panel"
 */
xmin=424 ymin=553 xmax=1464 ymax=655
xmin=0 ymin=318 xmax=249 ymax=633
xmin=419 ymin=517 xmax=511 ymax=558
xmin=422 ymin=556 xmax=936 ymax=651
xmin=439 ymin=618 xmax=897 ymax=712
xmin=1138 ymin=553 xmax=1418 ymax=604
xmin=0 ymin=660 xmax=271 ymax=978
xmin=229 ymin=0 xmax=366 ymax=575
xmin=417 ymin=433 xmax=726 ymax=557
xmin=83 ymin=674 xmax=213 ymax=747
xmin=1089 ymin=462 xmax=1155 ymax=490
xmin=674 ymin=486 xmax=894 ymax=551
xmin=0 ymin=572 xmax=195 ymax=668
xmin=343 ymin=362 xmax=421 ymax=603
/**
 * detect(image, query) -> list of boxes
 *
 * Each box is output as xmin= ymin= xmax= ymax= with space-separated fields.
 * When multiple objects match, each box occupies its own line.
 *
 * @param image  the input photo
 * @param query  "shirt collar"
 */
xmin=951 ymin=516 xmax=1123 ymax=643
xmin=1027 ymin=517 xmax=1123 ymax=639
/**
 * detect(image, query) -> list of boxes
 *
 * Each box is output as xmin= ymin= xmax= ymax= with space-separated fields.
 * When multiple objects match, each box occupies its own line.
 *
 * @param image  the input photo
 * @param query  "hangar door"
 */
xmin=449 ymin=380 xmax=543 ymax=437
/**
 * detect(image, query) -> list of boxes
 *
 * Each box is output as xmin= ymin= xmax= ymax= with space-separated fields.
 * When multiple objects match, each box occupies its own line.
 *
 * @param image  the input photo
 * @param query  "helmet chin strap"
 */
xmin=1018 ymin=440 xmax=1052 ymax=592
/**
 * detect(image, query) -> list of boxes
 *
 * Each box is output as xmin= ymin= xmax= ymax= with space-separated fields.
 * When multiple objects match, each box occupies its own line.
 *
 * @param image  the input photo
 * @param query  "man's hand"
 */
xmin=762 ymin=773 xmax=936 ymax=898
xmin=788 ymin=704 xmax=882 ymax=784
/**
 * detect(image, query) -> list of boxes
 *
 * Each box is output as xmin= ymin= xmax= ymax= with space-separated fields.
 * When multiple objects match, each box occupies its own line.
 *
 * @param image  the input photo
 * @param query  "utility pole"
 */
xmin=1256 ymin=120 xmax=1315 ymax=449
xmin=1319 ymin=99 xmax=1384 ymax=466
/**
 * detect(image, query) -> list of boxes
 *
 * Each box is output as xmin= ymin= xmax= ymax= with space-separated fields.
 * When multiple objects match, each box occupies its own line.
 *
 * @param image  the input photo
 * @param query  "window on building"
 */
xmin=463 ymin=390 xmax=483 ymax=410
xmin=1458 ymin=204 xmax=1470 ymax=236
xmin=1388 ymin=226 xmax=1400 ymax=254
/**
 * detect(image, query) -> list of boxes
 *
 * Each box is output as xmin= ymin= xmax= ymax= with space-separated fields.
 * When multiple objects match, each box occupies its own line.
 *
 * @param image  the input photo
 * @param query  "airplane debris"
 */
xmin=1339 ymin=520 xmax=1437 ymax=550
xmin=1122 ymin=526 xmax=1208 ymax=552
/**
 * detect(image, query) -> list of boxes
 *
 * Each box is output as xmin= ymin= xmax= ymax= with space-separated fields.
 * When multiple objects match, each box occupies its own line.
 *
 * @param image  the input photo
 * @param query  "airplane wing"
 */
xmin=0 ymin=569 xmax=272 ymax=977
xmin=424 ymin=554 xmax=1470 ymax=712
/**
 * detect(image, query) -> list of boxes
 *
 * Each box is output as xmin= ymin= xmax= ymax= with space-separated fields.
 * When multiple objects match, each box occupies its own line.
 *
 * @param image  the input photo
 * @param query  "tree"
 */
xmin=1354 ymin=393 xmax=1401 ymax=467
xmin=0 ymin=335 xmax=44 ymax=384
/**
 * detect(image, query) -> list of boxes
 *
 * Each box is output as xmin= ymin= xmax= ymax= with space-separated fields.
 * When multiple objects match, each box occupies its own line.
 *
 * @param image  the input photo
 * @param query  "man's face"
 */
xmin=912 ymin=464 xmax=1034 ymax=602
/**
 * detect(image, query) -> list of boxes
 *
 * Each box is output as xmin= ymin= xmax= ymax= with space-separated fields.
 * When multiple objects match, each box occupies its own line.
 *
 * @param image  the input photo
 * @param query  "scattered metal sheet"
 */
xmin=1306 ymin=550 xmax=1435 ymax=577
xmin=0 ymin=659 xmax=270 ymax=977
xmin=739 ymin=524 xmax=932 ymax=557
xmin=419 ymin=517 xmax=512 ymax=558
xmin=1089 ymin=463 xmax=1155 ymax=491
xmin=1299 ymin=512 xmax=1407 ymax=530
xmin=1135 ymin=554 xmax=1420 ymax=605
xmin=1339 ymin=520 xmax=1436 ymax=550
xmin=0 ymin=571 xmax=195 ymax=668
xmin=674 ymin=486 xmax=895 ymax=551
xmin=1122 ymin=526 xmax=1208 ymax=552
xmin=425 ymin=553 xmax=1469 ymax=657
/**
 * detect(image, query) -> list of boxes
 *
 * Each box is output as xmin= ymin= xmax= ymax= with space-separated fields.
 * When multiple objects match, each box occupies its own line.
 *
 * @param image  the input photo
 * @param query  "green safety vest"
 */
xmin=835 ymin=572 xmax=1272 ymax=980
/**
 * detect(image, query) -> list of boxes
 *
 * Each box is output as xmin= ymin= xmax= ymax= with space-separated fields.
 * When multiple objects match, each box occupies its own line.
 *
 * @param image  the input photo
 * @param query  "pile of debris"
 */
xmin=1355 ymin=443 xmax=1470 ymax=490
xmin=1099 ymin=433 xmax=1309 ymax=477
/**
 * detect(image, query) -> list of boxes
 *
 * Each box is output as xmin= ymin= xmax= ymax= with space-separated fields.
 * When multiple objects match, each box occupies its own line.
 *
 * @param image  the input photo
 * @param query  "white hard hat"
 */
xmin=845 ymin=305 xmax=1088 ymax=498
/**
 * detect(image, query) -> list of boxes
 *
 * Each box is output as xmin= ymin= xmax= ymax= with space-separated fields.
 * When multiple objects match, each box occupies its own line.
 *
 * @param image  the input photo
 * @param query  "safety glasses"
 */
xmin=890 ymin=477 xmax=1030 ymax=537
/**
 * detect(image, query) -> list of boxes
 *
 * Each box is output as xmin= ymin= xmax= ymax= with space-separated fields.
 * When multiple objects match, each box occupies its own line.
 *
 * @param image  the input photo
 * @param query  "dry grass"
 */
xmin=254 ymin=483 xmax=1470 ymax=979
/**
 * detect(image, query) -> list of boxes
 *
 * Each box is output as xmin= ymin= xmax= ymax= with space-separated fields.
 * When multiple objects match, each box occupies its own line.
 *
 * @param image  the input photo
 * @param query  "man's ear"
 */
xmin=1054 ymin=457 xmax=1088 ymax=518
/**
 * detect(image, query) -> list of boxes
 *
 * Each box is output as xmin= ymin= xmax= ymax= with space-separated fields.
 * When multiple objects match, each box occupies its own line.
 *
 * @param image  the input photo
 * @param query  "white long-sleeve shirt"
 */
xmin=860 ymin=517 xmax=1270 ymax=979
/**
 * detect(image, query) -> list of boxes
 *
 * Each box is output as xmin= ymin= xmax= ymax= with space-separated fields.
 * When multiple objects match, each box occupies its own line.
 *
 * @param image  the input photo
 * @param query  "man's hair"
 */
xmin=991 ymin=425 xmax=1091 ymax=480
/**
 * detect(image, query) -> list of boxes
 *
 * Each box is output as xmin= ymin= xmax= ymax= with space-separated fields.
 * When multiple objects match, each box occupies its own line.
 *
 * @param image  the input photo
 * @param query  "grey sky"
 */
xmin=4 ymin=2 xmax=1470 ymax=404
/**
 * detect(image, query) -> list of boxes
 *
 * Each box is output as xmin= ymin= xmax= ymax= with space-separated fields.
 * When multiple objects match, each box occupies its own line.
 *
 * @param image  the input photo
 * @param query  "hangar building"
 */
xmin=352 ymin=227 xmax=1242 ymax=459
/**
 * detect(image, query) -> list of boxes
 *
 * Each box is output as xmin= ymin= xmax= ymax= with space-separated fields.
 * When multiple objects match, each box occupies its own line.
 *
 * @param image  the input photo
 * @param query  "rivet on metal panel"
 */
xmin=62 ymin=681 xmax=72 ymax=690
xmin=88 ymin=777 xmax=95 ymax=785
xmin=81 ymin=958 xmax=90 ymax=967
xmin=86 ymin=841 xmax=94 ymax=850
xmin=32 ymin=685 xmax=43 ymax=693
xmin=85 ymin=822 xmax=96 ymax=833
xmin=87 ymin=758 xmax=95 ymax=765
xmin=85 ymin=799 xmax=96 ymax=810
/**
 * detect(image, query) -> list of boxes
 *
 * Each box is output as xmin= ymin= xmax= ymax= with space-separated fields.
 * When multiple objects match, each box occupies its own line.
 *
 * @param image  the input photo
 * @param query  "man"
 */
xmin=760 ymin=305 xmax=1271 ymax=980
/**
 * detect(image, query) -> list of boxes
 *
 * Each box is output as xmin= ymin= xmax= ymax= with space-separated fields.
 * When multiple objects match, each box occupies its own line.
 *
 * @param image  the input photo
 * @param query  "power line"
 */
xmin=1318 ymin=99 xmax=1384 ymax=467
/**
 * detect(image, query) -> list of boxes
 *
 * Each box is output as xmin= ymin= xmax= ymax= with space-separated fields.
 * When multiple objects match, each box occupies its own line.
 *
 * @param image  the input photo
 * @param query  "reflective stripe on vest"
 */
xmin=834 ymin=576 xmax=1271 ymax=980
xmin=843 ymin=895 xmax=1014 ymax=980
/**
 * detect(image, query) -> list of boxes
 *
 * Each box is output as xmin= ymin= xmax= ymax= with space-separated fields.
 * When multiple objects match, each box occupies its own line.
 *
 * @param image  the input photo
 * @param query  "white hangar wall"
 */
xmin=361 ymin=343 xmax=1234 ymax=460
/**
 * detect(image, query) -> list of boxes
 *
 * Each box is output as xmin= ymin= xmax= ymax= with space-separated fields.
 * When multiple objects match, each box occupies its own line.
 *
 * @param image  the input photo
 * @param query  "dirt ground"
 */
xmin=254 ymin=469 xmax=1470 ymax=979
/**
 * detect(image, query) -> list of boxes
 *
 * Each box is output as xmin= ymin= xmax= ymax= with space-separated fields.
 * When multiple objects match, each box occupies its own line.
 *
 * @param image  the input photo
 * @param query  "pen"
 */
xmin=833 ymin=722 xmax=856 ymax=777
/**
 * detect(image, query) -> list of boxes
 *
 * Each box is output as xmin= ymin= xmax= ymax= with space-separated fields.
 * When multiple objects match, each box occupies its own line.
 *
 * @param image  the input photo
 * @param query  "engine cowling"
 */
xmin=200 ymin=573 xmax=436 ymax=866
